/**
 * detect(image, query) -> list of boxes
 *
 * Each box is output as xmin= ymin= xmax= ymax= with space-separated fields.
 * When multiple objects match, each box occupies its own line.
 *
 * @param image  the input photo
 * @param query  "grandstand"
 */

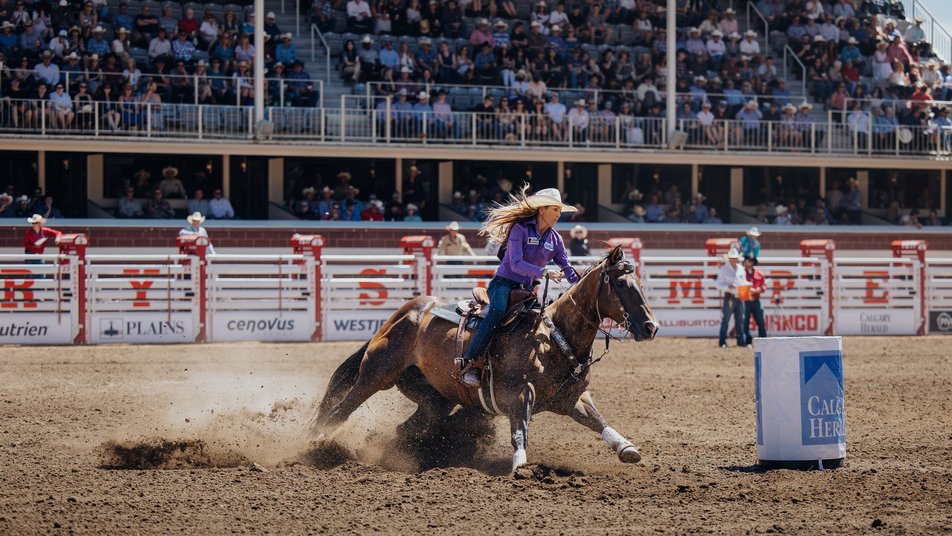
xmin=0 ymin=0 xmax=950 ymax=228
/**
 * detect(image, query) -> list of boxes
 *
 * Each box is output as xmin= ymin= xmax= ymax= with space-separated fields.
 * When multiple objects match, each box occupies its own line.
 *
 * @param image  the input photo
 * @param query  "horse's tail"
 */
xmin=311 ymin=340 xmax=370 ymax=434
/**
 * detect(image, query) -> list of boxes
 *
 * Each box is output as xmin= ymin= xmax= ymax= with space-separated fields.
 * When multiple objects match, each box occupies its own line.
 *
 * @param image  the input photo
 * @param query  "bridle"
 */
xmin=544 ymin=256 xmax=642 ymax=389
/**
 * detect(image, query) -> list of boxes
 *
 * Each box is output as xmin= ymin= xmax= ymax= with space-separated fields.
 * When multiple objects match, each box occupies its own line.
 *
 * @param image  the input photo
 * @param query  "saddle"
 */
xmin=458 ymin=287 xmax=536 ymax=320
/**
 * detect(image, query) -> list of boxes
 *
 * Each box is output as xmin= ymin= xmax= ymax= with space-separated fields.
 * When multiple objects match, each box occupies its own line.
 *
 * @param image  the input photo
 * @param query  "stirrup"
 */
xmin=457 ymin=359 xmax=481 ymax=388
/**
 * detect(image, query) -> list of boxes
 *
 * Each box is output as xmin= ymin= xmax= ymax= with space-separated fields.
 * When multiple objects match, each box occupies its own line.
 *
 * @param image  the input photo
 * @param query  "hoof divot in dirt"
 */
xmin=99 ymin=438 xmax=249 ymax=470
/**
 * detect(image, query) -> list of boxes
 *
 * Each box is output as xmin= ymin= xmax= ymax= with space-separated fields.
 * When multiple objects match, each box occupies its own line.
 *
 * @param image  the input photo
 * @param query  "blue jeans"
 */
xmin=744 ymin=298 xmax=767 ymax=342
xmin=719 ymin=293 xmax=746 ymax=346
xmin=463 ymin=276 xmax=518 ymax=362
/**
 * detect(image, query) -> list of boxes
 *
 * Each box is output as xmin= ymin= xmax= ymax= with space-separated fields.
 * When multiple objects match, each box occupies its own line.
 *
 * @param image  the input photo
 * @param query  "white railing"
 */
xmin=782 ymin=45 xmax=808 ymax=99
xmin=311 ymin=22 xmax=332 ymax=101
xmin=746 ymin=2 xmax=770 ymax=55
xmin=2 ymin=98 xmax=952 ymax=157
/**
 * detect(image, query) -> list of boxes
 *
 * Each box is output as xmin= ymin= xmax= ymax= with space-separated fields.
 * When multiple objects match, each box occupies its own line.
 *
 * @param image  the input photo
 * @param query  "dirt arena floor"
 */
xmin=0 ymin=337 xmax=950 ymax=534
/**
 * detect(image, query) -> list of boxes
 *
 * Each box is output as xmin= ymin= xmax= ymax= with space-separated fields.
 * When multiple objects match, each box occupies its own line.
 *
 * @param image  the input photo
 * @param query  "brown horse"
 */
xmin=311 ymin=245 xmax=659 ymax=472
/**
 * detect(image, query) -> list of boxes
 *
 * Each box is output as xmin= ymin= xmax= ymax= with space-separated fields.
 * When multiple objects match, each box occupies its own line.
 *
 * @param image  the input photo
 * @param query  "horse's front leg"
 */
xmin=567 ymin=390 xmax=641 ymax=463
xmin=508 ymin=383 xmax=536 ymax=472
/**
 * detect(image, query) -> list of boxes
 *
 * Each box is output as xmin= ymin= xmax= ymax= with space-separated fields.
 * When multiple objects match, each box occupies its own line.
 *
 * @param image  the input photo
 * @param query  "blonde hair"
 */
xmin=478 ymin=184 xmax=539 ymax=244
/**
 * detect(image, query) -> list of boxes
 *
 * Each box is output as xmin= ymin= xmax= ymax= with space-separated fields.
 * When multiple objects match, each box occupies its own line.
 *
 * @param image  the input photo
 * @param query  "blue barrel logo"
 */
xmin=799 ymin=350 xmax=845 ymax=445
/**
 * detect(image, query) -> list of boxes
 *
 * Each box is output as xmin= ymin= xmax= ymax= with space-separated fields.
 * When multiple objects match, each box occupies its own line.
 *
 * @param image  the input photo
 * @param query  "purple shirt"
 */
xmin=495 ymin=220 xmax=580 ymax=286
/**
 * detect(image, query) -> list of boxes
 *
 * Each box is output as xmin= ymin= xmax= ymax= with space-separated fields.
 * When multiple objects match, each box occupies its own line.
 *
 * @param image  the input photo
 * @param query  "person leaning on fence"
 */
xmin=742 ymin=254 xmax=767 ymax=343
xmin=458 ymin=186 xmax=580 ymax=388
xmin=716 ymin=248 xmax=749 ymax=348
xmin=739 ymin=226 xmax=761 ymax=258
xmin=437 ymin=221 xmax=476 ymax=256
xmin=23 ymin=214 xmax=61 ymax=265
xmin=179 ymin=212 xmax=217 ymax=254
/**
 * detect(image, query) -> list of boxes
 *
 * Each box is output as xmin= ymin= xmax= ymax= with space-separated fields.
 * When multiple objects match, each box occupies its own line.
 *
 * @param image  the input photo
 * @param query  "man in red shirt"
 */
xmin=743 ymin=254 xmax=767 ymax=342
xmin=23 ymin=214 xmax=61 ymax=265
xmin=359 ymin=200 xmax=385 ymax=221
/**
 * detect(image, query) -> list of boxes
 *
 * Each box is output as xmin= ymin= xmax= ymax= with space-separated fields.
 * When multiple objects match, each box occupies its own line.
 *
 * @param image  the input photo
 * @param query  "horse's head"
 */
xmin=595 ymin=245 xmax=659 ymax=342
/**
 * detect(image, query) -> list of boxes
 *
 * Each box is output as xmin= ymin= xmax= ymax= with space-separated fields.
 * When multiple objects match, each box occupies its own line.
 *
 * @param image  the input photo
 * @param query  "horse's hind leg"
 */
xmin=394 ymin=366 xmax=454 ymax=440
xmin=564 ymin=390 xmax=641 ymax=463
xmin=317 ymin=339 xmax=415 ymax=435
xmin=312 ymin=341 xmax=370 ymax=434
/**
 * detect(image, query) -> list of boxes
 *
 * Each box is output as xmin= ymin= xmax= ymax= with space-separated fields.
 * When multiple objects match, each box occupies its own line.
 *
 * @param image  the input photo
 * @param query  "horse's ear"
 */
xmin=608 ymin=244 xmax=624 ymax=263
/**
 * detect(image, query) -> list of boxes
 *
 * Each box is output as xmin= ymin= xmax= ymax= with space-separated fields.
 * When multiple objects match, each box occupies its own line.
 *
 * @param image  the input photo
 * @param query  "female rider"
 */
xmin=459 ymin=186 xmax=580 ymax=387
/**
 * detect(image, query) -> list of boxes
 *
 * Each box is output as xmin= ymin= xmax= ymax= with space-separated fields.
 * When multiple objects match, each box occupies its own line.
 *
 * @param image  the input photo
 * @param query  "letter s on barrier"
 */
xmin=358 ymin=268 xmax=388 ymax=307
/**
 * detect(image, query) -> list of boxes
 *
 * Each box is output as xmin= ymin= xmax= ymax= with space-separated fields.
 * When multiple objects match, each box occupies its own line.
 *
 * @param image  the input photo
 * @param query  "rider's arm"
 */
xmin=505 ymin=224 xmax=546 ymax=279
xmin=551 ymin=231 xmax=580 ymax=284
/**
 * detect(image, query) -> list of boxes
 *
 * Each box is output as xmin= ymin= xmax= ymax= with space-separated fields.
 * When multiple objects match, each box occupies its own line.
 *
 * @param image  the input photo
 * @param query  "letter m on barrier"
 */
xmin=1 ymin=270 xmax=36 ymax=309
xmin=122 ymin=268 xmax=162 ymax=308
xmin=666 ymin=270 xmax=704 ymax=305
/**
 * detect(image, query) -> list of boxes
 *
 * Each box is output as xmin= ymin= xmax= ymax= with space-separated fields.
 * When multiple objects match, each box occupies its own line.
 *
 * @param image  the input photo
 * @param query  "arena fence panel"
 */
xmin=833 ymin=257 xmax=921 ymax=336
xmin=85 ymin=254 xmax=202 ymax=344
xmin=0 ymin=254 xmax=81 ymax=345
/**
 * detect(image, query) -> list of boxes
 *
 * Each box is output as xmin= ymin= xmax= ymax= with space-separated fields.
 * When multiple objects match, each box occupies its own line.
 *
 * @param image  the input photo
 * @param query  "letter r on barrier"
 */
xmin=1 ymin=270 xmax=36 ymax=309
xmin=122 ymin=268 xmax=161 ymax=308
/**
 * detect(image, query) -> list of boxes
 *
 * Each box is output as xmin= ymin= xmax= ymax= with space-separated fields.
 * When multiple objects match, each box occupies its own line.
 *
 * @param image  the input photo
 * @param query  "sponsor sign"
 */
xmin=928 ymin=311 xmax=952 ymax=334
xmin=0 ymin=313 xmax=73 ymax=344
xmin=836 ymin=309 xmax=916 ymax=335
xmin=799 ymin=350 xmax=845 ymax=446
xmin=325 ymin=310 xmax=395 ymax=341
xmin=652 ymin=308 xmax=822 ymax=337
xmin=89 ymin=312 xmax=195 ymax=344
xmin=210 ymin=311 xmax=314 ymax=342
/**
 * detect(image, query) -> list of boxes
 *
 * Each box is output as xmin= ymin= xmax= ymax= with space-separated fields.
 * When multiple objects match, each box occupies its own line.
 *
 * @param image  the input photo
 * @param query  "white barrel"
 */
xmin=753 ymin=336 xmax=846 ymax=469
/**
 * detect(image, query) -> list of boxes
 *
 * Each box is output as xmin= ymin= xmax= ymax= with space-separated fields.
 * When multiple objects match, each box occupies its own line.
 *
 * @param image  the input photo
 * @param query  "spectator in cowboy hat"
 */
xmin=716 ymin=248 xmax=749 ymax=348
xmin=739 ymin=226 xmax=762 ymax=257
xmin=23 ymin=214 xmax=62 ymax=263
xmin=569 ymin=224 xmax=590 ymax=256
xmin=179 ymin=211 xmax=217 ymax=254
xmin=437 ymin=221 xmax=475 ymax=256
xmin=157 ymin=166 xmax=187 ymax=199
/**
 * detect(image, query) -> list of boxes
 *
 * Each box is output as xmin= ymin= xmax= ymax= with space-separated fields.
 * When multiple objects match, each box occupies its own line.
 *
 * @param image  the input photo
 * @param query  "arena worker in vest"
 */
xmin=742 ymin=254 xmax=768 ymax=342
xmin=23 ymin=214 xmax=61 ymax=265
xmin=178 ymin=212 xmax=217 ymax=254
xmin=458 ymin=186 xmax=580 ymax=388
xmin=437 ymin=221 xmax=476 ymax=256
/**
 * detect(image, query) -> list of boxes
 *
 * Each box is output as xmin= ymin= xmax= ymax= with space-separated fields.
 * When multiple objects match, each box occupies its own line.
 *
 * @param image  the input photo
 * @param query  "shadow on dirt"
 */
xmin=300 ymin=406 xmax=510 ymax=475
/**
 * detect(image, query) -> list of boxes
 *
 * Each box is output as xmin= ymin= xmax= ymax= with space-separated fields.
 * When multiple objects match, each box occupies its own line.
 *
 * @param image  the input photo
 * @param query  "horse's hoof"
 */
xmin=618 ymin=444 xmax=641 ymax=464
xmin=511 ymin=449 xmax=527 ymax=473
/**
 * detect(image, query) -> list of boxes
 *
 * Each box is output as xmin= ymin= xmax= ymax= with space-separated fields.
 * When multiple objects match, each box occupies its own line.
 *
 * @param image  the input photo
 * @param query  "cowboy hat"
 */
xmin=725 ymin=248 xmax=743 ymax=260
xmin=570 ymin=224 xmax=588 ymax=238
xmin=775 ymin=205 xmax=788 ymax=215
xmin=27 ymin=214 xmax=46 ymax=224
xmin=747 ymin=226 xmax=761 ymax=237
xmin=406 ymin=203 xmax=419 ymax=211
xmin=525 ymin=188 xmax=577 ymax=212
xmin=301 ymin=186 xmax=316 ymax=195
xmin=446 ymin=221 xmax=461 ymax=231
xmin=186 ymin=212 xmax=206 ymax=224
xmin=162 ymin=165 xmax=178 ymax=177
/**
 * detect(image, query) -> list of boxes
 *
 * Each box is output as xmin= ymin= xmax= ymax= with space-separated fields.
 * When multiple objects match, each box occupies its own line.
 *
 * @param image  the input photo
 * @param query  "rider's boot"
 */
xmin=459 ymin=359 xmax=481 ymax=388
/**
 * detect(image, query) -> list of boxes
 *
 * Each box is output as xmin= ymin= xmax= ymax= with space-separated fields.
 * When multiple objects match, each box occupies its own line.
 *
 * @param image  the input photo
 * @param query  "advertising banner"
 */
xmin=325 ymin=310 xmax=396 ymax=341
xmin=836 ymin=309 xmax=917 ymax=335
xmin=89 ymin=312 xmax=196 ymax=344
xmin=928 ymin=311 xmax=952 ymax=334
xmin=652 ymin=308 xmax=822 ymax=337
xmin=0 ymin=313 xmax=73 ymax=345
xmin=210 ymin=311 xmax=314 ymax=342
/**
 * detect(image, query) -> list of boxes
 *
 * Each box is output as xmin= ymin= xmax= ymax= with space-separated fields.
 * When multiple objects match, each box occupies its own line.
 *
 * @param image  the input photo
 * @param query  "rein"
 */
xmin=544 ymin=258 xmax=636 ymax=389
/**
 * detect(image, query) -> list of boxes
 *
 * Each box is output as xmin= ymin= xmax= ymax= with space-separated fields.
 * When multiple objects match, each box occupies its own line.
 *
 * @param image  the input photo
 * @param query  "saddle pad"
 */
xmin=430 ymin=303 xmax=480 ymax=330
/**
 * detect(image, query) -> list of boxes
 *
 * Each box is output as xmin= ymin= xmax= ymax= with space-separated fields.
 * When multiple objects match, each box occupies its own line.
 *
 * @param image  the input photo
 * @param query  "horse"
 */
xmin=311 ymin=245 xmax=659 ymax=472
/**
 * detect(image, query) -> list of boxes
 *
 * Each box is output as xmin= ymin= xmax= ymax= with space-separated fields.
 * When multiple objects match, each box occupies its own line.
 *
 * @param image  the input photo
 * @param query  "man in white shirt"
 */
xmin=148 ymin=28 xmax=172 ymax=62
xmin=716 ymin=248 xmax=749 ymax=348
xmin=904 ymin=16 xmax=926 ymax=44
xmin=567 ymin=99 xmax=589 ymax=141
xmin=346 ymin=0 xmax=372 ymax=33
xmin=544 ymin=92 xmax=567 ymax=139
xmin=208 ymin=189 xmax=236 ymax=219
xmin=739 ymin=30 xmax=761 ymax=57
xmin=179 ymin=212 xmax=217 ymax=254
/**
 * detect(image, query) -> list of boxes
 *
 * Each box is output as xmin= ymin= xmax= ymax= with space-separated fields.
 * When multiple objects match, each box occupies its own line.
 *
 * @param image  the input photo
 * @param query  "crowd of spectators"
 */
xmin=0 ymin=0 xmax=319 ymax=132
xmin=114 ymin=165 xmax=236 ymax=219
xmin=326 ymin=0 xmax=952 ymax=150
xmin=285 ymin=168 xmax=430 ymax=221
xmin=0 ymin=185 xmax=64 ymax=218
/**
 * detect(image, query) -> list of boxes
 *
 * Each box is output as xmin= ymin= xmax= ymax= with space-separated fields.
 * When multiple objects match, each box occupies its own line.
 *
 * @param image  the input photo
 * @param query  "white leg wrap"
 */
xmin=512 ymin=449 xmax=527 ymax=472
xmin=601 ymin=426 xmax=627 ymax=451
